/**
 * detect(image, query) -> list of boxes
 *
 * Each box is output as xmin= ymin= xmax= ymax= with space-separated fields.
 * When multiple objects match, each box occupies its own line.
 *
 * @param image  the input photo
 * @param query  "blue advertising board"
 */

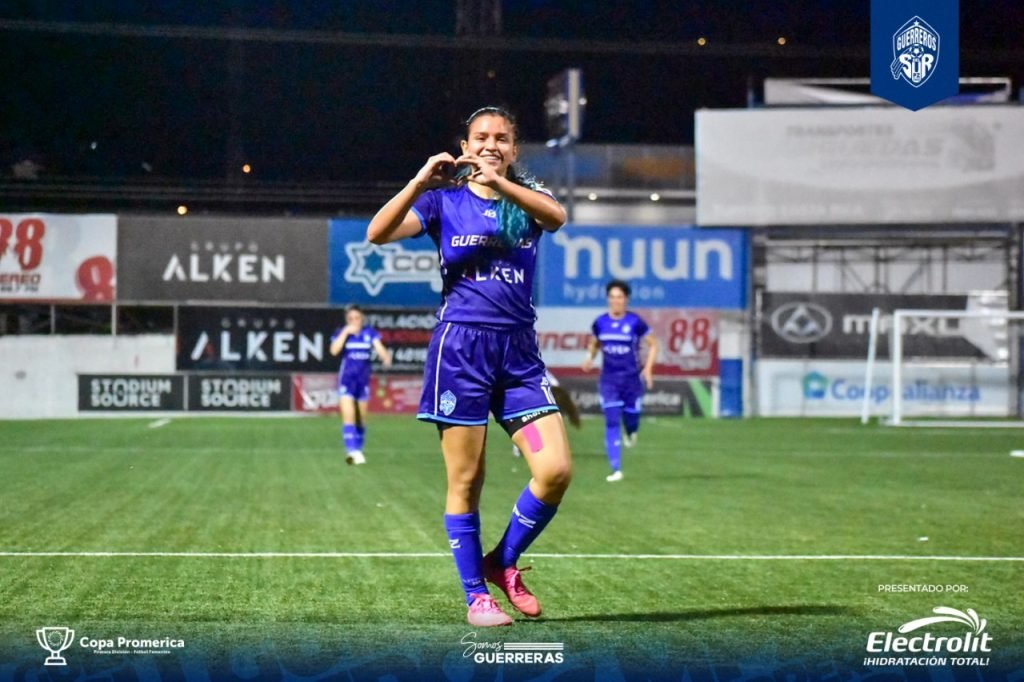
xmin=536 ymin=225 xmax=748 ymax=309
xmin=328 ymin=219 xmax=442 ymax=306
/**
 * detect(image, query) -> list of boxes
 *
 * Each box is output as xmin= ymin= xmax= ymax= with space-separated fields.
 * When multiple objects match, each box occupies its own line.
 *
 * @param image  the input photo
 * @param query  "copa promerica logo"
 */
xmin=36 ymin=626 xmax=74 ymax=666
xmin=34 ymin=626 xmax=186 ymax=665
xmin=870 ymin=0 xmax=959 ymax=110
xmin=864 ymin=606 xmax=993 ymax=667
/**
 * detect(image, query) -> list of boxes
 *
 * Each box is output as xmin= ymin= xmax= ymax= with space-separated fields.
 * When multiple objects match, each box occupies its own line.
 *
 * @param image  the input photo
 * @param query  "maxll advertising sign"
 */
xmin=535 ymin=226 xmax=748 ymax=309
xmin=760 ymin=293 xmax=997 ymax=359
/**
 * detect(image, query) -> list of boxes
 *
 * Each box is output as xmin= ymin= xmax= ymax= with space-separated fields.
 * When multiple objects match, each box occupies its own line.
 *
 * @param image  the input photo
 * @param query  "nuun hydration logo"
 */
xmin=891 ymin=17 xmax=939 ymax=88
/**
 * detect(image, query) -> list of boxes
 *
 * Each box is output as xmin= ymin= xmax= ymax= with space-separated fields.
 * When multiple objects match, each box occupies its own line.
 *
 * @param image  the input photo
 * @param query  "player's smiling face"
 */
xmin=462 ymin=114 xmax=517 ymax=177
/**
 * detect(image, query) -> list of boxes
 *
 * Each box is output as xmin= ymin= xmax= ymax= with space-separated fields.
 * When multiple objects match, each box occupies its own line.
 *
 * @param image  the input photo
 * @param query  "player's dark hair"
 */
xmin=465 ymin=106 xmax=546 ymax=247
xmin=606 ymin=280 xmax=631 ymax=297
xmin=345 ymin=304 xmax=363 ymax=316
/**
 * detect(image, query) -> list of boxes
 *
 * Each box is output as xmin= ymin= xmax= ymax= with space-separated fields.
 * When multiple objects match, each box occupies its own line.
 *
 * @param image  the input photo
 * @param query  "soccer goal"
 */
xmin=864 ymin=306 xmax=1024 ymax=427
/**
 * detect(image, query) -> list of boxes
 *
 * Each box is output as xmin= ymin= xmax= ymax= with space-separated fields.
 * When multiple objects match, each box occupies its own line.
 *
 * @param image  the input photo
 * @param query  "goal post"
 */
xmin=887 ymin=308 xmax=1024 ymax=427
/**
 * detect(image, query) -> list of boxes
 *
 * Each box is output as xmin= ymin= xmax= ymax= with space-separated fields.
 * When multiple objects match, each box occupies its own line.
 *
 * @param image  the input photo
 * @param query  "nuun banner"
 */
xmin=535 ymin=225 xmax=748 ymax=310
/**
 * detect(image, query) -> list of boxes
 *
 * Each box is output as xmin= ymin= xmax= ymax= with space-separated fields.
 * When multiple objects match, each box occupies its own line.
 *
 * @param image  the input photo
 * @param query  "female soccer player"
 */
xmin=366 ymin=106 xmax=572 ymax=627
xmin=582 ymin=280 xmax=659 ymax=482
xmin=329 ymin=305 xmax=392 ymax=465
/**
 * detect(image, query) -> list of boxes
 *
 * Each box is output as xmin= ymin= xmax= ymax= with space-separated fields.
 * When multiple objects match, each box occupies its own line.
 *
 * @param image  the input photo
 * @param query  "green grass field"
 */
xmin=1 ymin=415 xmax=1022 ymax=675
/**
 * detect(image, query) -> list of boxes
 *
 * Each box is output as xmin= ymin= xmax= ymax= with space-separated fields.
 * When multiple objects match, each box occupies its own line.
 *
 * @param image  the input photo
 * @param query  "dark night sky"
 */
xmin=1 ymin=1 xmax=1021 ymax=184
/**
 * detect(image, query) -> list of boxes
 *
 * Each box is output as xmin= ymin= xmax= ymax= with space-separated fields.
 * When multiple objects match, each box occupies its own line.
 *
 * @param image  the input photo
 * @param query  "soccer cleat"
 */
xmin=467 ymin=592 xmax=514 ymax=627
xmin=623 ymin=432 xmax=637 ymax=448
xmin=483 ymin=553 xmax=542 ymax=617
xmin=346 ymin=450 xmax=366 ymax=465
xmin=606 ymin=470 xmax=624 ymax=482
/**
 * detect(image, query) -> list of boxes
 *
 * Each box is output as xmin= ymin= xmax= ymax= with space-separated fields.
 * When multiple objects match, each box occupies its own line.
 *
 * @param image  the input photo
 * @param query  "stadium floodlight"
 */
xmin=880 ymin=307 xmax=1024 ymax=427
xmin=545 ymin=68 xmax=585 ymax=146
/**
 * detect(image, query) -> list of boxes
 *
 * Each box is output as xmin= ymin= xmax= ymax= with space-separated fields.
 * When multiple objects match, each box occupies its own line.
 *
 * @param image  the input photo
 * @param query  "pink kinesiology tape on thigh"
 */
xmin=522 ymin=422 xmax=544 ymax=454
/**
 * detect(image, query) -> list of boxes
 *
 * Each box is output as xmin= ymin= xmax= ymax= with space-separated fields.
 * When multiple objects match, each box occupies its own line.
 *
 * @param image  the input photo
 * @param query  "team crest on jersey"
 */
xmin=623 ymin=324 xmax=631 ymax=333
xmin=440 ymin=390 xmax=457 ymax=416
xmin=482 ymin=209 xmax=497 ymax=219
xmin=890 ymin=16 xmax=939 ymax=88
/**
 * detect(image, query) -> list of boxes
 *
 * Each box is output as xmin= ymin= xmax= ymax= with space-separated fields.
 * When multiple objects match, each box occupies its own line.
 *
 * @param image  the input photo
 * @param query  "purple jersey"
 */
xmin=411 ymin=185 xmax=547 ymax=327
xmin=332 ymin=326 xmax=381 ymax=384
xmin=592 ymin=312 xmax=650 ymax=380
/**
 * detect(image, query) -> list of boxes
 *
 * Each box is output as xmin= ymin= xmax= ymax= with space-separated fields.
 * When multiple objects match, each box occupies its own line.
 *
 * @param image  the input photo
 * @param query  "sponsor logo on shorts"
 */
xmin=440 ymin=390 xmax=457 ymax=416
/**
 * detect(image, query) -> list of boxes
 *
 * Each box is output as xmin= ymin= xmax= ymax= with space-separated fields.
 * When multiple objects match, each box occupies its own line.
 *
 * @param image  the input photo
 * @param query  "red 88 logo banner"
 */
xmin=0 ymin=216 xmax=115 ymax=300
xmin=641 ymin=310 xmax=718 ymax=376
xmin=0 ymin=218 xmax=45 ymax=269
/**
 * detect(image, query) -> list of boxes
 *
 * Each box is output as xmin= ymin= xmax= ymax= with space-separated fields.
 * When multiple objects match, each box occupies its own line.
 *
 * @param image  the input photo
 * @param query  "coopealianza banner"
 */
xmin=0 ymin=213 xmax=116 ymax=300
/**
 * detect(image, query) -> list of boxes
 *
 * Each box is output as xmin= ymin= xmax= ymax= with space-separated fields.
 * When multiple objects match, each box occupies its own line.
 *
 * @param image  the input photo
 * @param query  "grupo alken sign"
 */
xmin=117 ymin=216 xmax=327 ymax=303
xmin=177 ymin=305 xmax=434 ymax=373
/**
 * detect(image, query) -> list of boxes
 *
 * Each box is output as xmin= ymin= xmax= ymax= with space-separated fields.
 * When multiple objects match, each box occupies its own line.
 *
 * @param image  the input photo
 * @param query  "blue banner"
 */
xmin=328 ymin=219 xmax=442 ymax=306
xmin=870 ymin=0 xmax=959 ymax=110
xmin=536 ymin=225 xmax=748 ymax=309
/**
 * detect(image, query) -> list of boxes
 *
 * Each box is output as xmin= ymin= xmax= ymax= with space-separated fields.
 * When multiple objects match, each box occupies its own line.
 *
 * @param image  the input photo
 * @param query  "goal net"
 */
xmin=877 ymin=305 xmax=1024 ymax=427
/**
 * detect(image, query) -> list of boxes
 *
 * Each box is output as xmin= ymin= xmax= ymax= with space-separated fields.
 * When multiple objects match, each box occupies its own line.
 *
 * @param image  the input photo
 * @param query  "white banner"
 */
xmin=756 ymin=359 xmax=1011 ymax=417
xmin=696 ymin=106 xmax=1024 ymax=225
xmin=0 ymin=214 xmax=117 ymax=300
xmin=535 ymin=307 xmax=719 ymax=377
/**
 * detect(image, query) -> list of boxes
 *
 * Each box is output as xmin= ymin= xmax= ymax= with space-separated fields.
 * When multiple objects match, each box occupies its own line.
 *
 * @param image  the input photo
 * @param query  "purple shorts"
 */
xmin=418 ymin=322 xmax=559 ymax=426
xmin=338 ymin=374 xmax=370 ymax=402
xmin=599 ymin=375 xmax=644 ymax=412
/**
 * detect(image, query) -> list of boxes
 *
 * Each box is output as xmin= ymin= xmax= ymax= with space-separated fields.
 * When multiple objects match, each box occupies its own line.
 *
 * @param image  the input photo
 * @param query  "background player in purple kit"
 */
xmin=329 ymin=305 xmax=392 ymax=465
xmin=365 ymin=106 xmax=572 ymax=627
xmin=582 ymin=280 xmax=659 ymax=482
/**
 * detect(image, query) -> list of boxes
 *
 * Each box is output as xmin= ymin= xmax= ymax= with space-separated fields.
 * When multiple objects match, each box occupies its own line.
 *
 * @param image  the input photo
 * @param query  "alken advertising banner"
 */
xmin=536 ymin=225 xmax=748 ymax=309
xmin=118 ymin=216 xmax=327 ymax=303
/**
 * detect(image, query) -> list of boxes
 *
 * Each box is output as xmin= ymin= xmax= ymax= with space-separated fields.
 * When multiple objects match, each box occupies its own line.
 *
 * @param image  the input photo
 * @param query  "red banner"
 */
xmin=369 ymin=374 xmax=423 ymax=414
xmin=291 ymin=374 xmax=337 ymax=414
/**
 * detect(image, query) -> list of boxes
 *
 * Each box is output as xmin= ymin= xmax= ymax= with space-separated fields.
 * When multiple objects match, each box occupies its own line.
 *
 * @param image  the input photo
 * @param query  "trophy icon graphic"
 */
xmin=36 ymin=627 xmax=75 ymax=666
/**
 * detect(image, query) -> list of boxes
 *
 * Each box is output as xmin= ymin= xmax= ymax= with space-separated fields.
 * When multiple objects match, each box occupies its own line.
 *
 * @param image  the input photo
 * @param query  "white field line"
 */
xmin=0 ymin=551 xmax=1021 ymax=561
xmin=147 ymin=418 xmax=172 ymax=429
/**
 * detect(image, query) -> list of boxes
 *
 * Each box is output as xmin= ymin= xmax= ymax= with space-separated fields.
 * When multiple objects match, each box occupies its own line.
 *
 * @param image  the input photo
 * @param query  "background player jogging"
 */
xmin=329 ymin=305 xmax=392 ymax=465
xmin=582 ymin=280 xmax=659 ymax=482
xmin=365 ymin=106 xmax=573 ymax=627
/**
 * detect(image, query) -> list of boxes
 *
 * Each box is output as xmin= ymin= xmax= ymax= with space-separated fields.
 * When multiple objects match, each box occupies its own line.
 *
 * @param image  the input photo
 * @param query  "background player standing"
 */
xmin=582 ymin=280 xmax=658 ymax=481
xmin=329 ymin=305 xmax=392 ymax=465
xmin=365 ymin=106 xmax=572 ymax=627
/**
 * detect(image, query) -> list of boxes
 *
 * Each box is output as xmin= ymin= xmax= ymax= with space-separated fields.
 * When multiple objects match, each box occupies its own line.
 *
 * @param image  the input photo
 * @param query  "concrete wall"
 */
xmin=0 ymin=335 xmax=175 ymax=418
